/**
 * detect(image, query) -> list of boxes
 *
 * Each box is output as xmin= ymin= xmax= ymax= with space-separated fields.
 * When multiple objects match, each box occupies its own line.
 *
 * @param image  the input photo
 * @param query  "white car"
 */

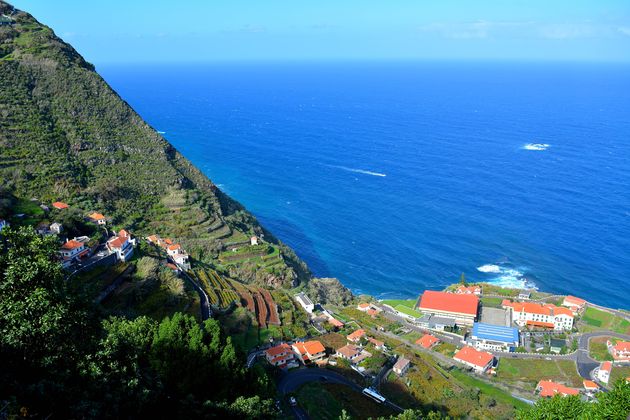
xmin=289 ymin=397 xmax=297 ymax=406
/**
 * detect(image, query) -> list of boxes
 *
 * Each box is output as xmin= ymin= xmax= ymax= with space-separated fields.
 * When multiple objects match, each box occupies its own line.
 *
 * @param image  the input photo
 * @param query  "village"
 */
xmin=2 ymin=201 xmax=630 ymax=418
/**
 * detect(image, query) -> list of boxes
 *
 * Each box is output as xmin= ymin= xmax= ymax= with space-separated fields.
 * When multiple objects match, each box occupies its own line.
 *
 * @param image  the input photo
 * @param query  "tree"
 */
xmin=459 ymin=273 xmax=467 ymax=285
xmin=339 ymin=409 xmax=352 ymax=420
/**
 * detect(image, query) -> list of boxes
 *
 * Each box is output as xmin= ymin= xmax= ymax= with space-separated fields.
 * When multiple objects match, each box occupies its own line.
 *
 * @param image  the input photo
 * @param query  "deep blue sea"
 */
xmin=100 ymin=62 xmax=630 ymax=309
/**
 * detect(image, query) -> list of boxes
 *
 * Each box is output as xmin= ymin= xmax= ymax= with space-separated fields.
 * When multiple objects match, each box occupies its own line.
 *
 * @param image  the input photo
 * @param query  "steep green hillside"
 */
xmin=0 ymin=0 xmax=311 ymax=289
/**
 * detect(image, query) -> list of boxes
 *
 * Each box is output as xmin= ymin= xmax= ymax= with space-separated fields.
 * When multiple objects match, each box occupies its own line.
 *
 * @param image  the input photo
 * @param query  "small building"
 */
xmin=416 ymin=314 xmax=456 ymax=331
xmin=328 ymin=317 xmax=344 ymax=329
xmin=453 ymin=346 xmax=495 ymax=373
xmin=295 ymin=292 xmax=315 ymax=314
xmin=52 ymin=201 xmax=69 ymax=210
xmin=347 ymin=329 xmax=366 ymax=343
xmin=146 ymin=234 xmax=160 ymax=244
xmin=470 ymin=322 xmax=519 ymax=352
xmin=250 ymin=236 xmax=259 ymax=245
xmin=608 ymin=340 xmax=630 ymax=361
xmin=166 ymin=244 xmax=182 ymax=256
xmin=336 ymin=344 xmax=362 ymax=360
xmin=107 ymin=230 xmax=135 ymax=262
xmin=88 ymin=212 xmax=107 ymax=225
xmin=455 ymin=285 xmax=482 ymax=295
xmin=562 ymin=296 xmax=587 ymax=312
xmin=368 ymin=337 xmax=385 ymax=350
xmin=550 ymin=338 xmax=566 ymax=354
xmin=393 ymin=357 xmax=411 ymax=376
xmin=583 ymin=380 xmax=599 ymax=393
xmin=596 ymin=361 xmax=612 ymax=384
xmin=292 ymin=340 xmax=326 ymax=364
xmin=418 ymin=290 xmax=479 ymax=326
xmin=416 ymin=334 xmax=440 ymax=349
xmin=172 ymin=253 xmax=191 ymax=271
xmin=357 ymin=303 xmax=371 ymax=312
xmin=0 ymin=218 xmax=7 ymax=233
xmin=536 ymin=380 xmax=580 ymax=398
xmin=265 ymin=343 xmax=297 ymax=368
xmin=50 ymin=222 xmax=63 ymax=234
xmin=59 ymin=238 xmax=89 ymax=267
xmin=518 ymin=291 xmax=532 ymax=300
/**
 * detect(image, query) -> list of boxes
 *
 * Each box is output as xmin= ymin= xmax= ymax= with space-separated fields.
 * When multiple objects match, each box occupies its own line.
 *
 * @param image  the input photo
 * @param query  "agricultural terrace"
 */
xmin=190 ymin=268 xmax=239 ymax=308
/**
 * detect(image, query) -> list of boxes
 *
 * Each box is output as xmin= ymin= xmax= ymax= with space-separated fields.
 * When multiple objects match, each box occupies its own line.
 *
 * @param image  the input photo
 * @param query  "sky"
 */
xmin=10 ymin=0 xmax=630 ymax=64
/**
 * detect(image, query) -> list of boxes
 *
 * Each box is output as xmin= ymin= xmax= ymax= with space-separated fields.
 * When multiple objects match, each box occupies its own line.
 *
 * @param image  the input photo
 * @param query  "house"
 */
xmin=172 ymin=253 xmax=191 ymax=271
xmin=562 ymin=296 xmax=587 ymax=312
xmin=292 ymin=340 xmax=326 ymax=363
xmin=455 ymin=285 xmax=482 ymax=295
xmin=50 ymin=222 xmax=63 ymax=234
xmin=0 ymin=218 xmax=8 ymax=233
xmin=583 ymin=380 xmax=599 ymax=392
xmin=418 ymin=290 xmax=479 ymax=326
xmin=518 ymin=291 xmax=532 ymax=300
xmin=166 ymin=244 xmax=182 ymax=256
xmin=328 ymin=317 xmax=344 ymax=329
xmin=59 ymin=238 xmax=89 ymax=267
xmin=416 ymin=334 xmax=440 ymax=349
xmin=536 ymin=380 xmax=580 ymax=398
xmin=595 ymin=361 xmax=612 ymax=384
xmin=146 ymin=235 xmax=160 ymax=244
xmin=502 ymin=300 xmax=574 ymax=331
xmin=368 ymin=337 xmax=385 ymax=350
xmin=336 ymin=344 xmax=362 ymax=360
xmin=295 ymin=292 xmax=315 ymax=313
xmin=608 ymin=340 xmax=630 ymax=361
xmin=88 ymin=212 xmax=107 ymax=225
xmin=453 ymin=346 xmax=495 ymax=373
xmin=470 ymin=322 xmax=519 ymax=352
xmin=265 ymin=343 xmax=297 ymax=368
xmin=107 ymin=230 xmax=135 ymax=262
xmin=52 ymin=201 xmax=69 ymax=210
xmin=550 ymin=339 xmax=566 ymax=354
xmin=367 ymin=308 xmax=380 ymax=317
xmin=416 ymin=314 xmax=457 ymax=331
xmin=357 ymin=303 xmax=371 ymax=311
xmin=393 ymin=357 xmax=411 ymax=376
xmin=347 ymin=329 xmax=366 ymax=343
xmin=0 ymin=15 xmax=15 ymax=26
xmin=250 ymin=236 xmax=259 ymax=245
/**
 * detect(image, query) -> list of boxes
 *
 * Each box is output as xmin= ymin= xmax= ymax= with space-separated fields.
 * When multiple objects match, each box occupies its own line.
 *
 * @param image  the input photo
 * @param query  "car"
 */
xmin=289 ymin=397 xmax=297 ymax=406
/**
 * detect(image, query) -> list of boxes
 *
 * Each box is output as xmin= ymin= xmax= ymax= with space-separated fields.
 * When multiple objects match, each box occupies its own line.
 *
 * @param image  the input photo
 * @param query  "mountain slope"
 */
xmin=0 ymin=1 xmax=315 ymax=289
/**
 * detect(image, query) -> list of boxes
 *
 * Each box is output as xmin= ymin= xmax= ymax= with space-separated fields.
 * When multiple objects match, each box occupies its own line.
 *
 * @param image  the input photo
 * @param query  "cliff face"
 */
xmin=0 ymin=0 xmax=310 ymax=288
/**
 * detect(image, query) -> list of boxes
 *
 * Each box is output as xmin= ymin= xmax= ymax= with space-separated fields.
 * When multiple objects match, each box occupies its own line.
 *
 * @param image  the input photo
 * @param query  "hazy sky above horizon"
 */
xmin=10 ymin=0 xmax=630 ymax=64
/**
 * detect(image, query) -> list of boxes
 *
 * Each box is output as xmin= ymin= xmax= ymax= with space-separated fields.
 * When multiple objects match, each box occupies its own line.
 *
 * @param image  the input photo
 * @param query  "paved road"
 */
xmin=575 ymin=331 xmax=630 ymax=379
xmin=181 ymin=269 xmax=211 ymax=320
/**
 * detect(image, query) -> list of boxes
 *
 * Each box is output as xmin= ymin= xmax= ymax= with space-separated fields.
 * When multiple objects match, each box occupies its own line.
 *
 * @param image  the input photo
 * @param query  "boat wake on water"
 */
xmin=522 ymin=143 xmax=550 ymax=151
xmin=325 ymin=164 xmax=387 ymax=177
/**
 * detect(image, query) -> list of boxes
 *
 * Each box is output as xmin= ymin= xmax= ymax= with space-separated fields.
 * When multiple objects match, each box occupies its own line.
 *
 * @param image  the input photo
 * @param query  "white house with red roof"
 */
xmin=583 ymin=380 xmax=599 ymax=393
xmin=455 ymin=285 xmax=482 ymax=295
xmin=88 ymin=212 xmax=107 ymax=226
xmin=292 ymin=340 xmax=326 ymax=364
xmin=265 ymin=343 xmax=297 ymax=368
xmin=172 ymin=252 xmax=191 ymax=271
xmin=59 ymin=237 xmax=90 ymax=268
xmin=250 ymin=235 xmax=259 ymax=245
xmin=418 ymin=290 xmax=479 ymax=326
xmin=107 ymin=229 xmax=136 ymax=262
xmin=502 ymin=300 xmax=574 ymax=330
xmin=608 ymin=340 xmax=630 ymax=361
xmin=416 ymin=334 xmax=440 ymax=349
xmin=453 ymin=346 xmax=495 ymax=373
xmin=536 ymin=380 xmax=580 ymax=398
xmin=347 ymin=329 xmax=366 ymax=343
xmin=166 ymin=244 xmax=182 ymax=256
xmin=562 ymin=295 xmax=587 ymax=312
xmin=595 ymin=361 xmax=612 ymax=384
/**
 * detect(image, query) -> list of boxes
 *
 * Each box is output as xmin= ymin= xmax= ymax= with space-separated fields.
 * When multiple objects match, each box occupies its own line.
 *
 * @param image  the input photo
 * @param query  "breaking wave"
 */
xmin=477 ymin=264 xmax=501 ymax=273
xmin=522 ymin=143 xmax=550 ymax=151
xmin=477 ymin=262 xmax=537 ymax=290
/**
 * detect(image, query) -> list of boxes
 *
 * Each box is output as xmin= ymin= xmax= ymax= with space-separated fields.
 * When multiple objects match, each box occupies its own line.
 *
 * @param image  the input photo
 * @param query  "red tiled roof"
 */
xmin=456 ymin=285 xmax=481 ymax=294
xmin=52 ymin=201 xmax=69 ymax=209
xmin=165 ymin=263 xmax=178 ymax=270
xmin=328 ymin=318 xmax=344 ymax=327
xmin=266 ymin=343 xmax=292 ymax=358
xmin=505 ymin=300 xmax=573 ymax=319
xmin=147 ymin=235 xmax=159 ymax=243
xmin=336 ymin=344 xmax=361 ymax=358
xmin=583 ymin=380 xmax=598 ymax=390
xmin=88 ymin=212 xmax=106 ymax=221
xmin=537 ymin=380 xmax=580 ymax=397
xmin=454 ymin=346 xmax=494 ymax=368
xmin=563 ymin=295 xmax=587 ymax=306
xmin=108 ymin=236 xmax=126 ymax=249
xmin=118 ymin=229 xmax=130 ymax=238
xmin=367 ymin=308 xmax=378 ymax=316
xmin=294 ymin=340 xmax=325 ymax=356
xmin=416 ymin=334 xmax=440 ymax=349
xmin=347 ymin=329 xmax=366 ymax=341
xmin=613 ymin=341 xmax=630 ymax=352
xmin=393 ymin=357 xmax=410 ymax=371
xmin=167 ymin=244 xmax=181 ymax=251
xmin=61 ymin=240 xmax=84 ymax=250
xmin=601 ymin=361 xmax=612 ymax=372
xmin=358 ymin=303 xmax=370 ymax=309
xmin=368 ymin=337 xmax=384 ymax=347
xmin=553 ymin=307 xmax=574 ymax=317
xmin=526 ymin=320 xmax=555 ymax=328
xmin=419 ymin=290 xmax=478 ymax=316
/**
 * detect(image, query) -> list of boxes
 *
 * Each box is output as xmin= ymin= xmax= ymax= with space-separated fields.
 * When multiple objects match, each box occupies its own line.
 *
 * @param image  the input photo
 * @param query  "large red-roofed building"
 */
xmin=502 ymin=300 xmax=574 ymax=330
xmin=453 ymin=346 xmax=494 ymax=373
xmin=418 ymin=290 xmax=479 ymax=326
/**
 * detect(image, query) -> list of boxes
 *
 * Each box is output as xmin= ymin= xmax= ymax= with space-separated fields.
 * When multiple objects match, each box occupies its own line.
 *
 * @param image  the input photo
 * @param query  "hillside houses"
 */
xmin=608 ymin=340 xmax=630 ymax=361
xmin=292 ymin=340 xmax=326 ymax=364
xmin=265 ymin=343 xmax=298 ymax=369
xmin=52 ymin=201 xmax=69 ymax=210
xmin=536 ymin=380 xmax=579 ymax=398
xmin=107 ymin=229 xmax=136 ymax=262
xmin=454 ymin=285 xmax=482 ymax=295
xmin=502 ymin=300 xmax=574 ymax=330
xmin=595 ymin=361 xmax=612 ymax=384
xmin=146 ymin=234 xmax=191 ymax=270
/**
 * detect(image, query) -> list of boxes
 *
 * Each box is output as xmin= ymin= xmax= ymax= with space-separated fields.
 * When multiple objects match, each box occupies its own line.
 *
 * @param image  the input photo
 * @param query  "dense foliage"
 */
xmin=0 ymin=227 xmax=275 ymax=418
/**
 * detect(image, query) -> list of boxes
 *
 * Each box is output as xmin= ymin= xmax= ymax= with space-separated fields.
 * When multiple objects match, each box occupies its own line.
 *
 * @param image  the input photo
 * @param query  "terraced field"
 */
xmin=190 ymin=268 xmax=239 ymax=308
xmin=230 ymin=280 xmax=280 ymax=328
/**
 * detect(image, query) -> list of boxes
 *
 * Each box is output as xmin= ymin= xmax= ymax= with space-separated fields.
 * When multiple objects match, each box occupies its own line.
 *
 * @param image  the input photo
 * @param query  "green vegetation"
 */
xmin=496 ymin=359 xmax=583 ymax=388
xmin=580 ymin=307 xmax=630 ymax=334
xmin=481 ymin=297 xmax=504 ymax=308
xmin=382 ymin=299 xmax=418 ymax=309
xmin=395 ymin=304 xmax=422 ymax=318
xmin=517 ymin=379 xmax=630 ymax=420
xmin=449 ymin=368 xmax=529 ymax=411
xmin=589 ymin=337 xmax=614 ymax=361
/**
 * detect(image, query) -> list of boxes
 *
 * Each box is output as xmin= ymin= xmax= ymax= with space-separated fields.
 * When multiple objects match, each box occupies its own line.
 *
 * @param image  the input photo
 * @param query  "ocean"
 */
xmin=100 ymin=62 xmax=630 ymax=309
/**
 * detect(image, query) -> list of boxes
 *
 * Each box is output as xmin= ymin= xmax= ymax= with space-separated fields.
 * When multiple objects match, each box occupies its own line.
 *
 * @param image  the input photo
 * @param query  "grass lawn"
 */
xmin=401 ymin=330 xmax=423 ymax=343
xmin=450 ymin=369 xmax=530 ymax=410
xmin=433 ymin=342 xmax=458 ymax=357
xmin=496 ymin=359 xmax=582 ymax=388
xmin=580 ymin=307 xmax=630 ymax=334
xmin=610 ymin=366 xmax=630 ymax=385
xmin=295 ymin=382 xmax=394 ymax=420
xmin=589 ymin=337 xmax=614 ymax=361
xmin=481 ymin=297 xmax=504 ymax=308
xmin=319 ymin=332 xmax=348 ymax=350
xmin=394 ymin=304 xmax=422 ymax=318
xmin=381 ymin=299 xmax=417 ymax=309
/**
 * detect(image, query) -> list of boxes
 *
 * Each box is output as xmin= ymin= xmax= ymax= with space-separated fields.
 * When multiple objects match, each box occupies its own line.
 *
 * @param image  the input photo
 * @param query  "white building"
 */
xmin=295 ymin=292 xmax=315 ymax=313
xmin=107 ymin=229 xmax=135 ymax=262
xmin=172 ymin=252 xmax=191 ymax=271
xmin=250 ymin=235 xmax=259 ymax=245
xmin=502 ymin=300 xmax=574 ymax=331
xmin=595 ymin=361 xmax=611 ymax=384
xmin=50 ymin=222 xmax=63 ymax=234
xmin=393 ymin=357 xmax=411 ymax=376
